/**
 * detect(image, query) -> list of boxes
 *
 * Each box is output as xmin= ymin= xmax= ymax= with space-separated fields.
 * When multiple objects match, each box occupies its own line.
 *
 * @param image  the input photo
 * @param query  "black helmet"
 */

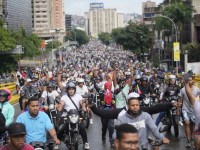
xmin=142 ymin=76 xmax=148 ymax=81
xmin=66 ymin=82 xmax=76 ymax=93
xmin=46 ymin=82 xmax=54 ymax=88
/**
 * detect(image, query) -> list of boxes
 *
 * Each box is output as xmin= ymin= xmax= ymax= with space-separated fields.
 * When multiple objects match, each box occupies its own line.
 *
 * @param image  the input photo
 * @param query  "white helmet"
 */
xmin=169 ymin=75 xmax=176 ymax=80
xmin=78 ymin=78 xmax=84 ymax=83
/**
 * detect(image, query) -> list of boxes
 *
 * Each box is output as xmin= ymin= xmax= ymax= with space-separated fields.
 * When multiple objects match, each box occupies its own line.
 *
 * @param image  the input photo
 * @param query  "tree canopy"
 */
xmin=65 ymin=29 xmax=89 ymax=46
xmin=98 ymin=32 xmax=112 ymax=45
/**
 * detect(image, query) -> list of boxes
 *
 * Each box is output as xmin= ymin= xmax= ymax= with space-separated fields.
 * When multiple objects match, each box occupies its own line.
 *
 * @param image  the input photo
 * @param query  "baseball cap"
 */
xmin=27 ymin=79 xmax=32 ymax=82
xmin=8 ymin=123 xmax=26 ymax=136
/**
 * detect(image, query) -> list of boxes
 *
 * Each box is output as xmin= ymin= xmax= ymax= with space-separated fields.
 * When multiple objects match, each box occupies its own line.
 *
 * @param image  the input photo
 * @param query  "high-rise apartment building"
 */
xmin=142 ymin=0 xmax=156 ymax=27
xmin=117 ymin=13 xmax=124 ymax=28
xmin=32 ymin=0 xmax=65 ymax=42
xmin=32 ymin=0 xmax=52 ymax=34
xmin=65 ymin=14 xmax=72 ymax=31
xmin=2 ymin=0 xmax=32 ymax=33
xmin=85 ymin=3 xmax=124 ymax=37
xmin=52 ymin=0 xmax=65 ymax=30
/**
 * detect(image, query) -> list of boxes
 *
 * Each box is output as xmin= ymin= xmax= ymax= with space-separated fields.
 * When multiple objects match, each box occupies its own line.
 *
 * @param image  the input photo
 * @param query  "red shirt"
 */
xmin=0 ymin=144 xmax=34 ymax=150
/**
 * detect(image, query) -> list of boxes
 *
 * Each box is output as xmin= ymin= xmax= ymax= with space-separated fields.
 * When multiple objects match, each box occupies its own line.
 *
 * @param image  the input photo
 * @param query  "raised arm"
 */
xmin=185 ymin=81 xmax=196 ymax=105
xmin=90 ymin=105 xmax=123 ymax=119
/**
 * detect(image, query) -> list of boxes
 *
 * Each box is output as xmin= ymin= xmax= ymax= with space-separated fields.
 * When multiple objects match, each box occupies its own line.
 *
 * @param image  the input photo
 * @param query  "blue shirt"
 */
xmin=16 ymin=111 xmax=53 ymax=144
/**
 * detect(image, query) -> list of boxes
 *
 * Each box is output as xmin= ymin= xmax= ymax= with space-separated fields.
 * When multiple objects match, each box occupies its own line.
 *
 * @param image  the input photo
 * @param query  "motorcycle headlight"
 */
xmin=143 ymin=98 xmax=150 ymax=105
xmin=156 ymin=84 xmax=160 ymax=88
xmin=69 ymin=114 xmax=79 ymax=124
xmin=49 ymin=104 xmax=55 ymax=110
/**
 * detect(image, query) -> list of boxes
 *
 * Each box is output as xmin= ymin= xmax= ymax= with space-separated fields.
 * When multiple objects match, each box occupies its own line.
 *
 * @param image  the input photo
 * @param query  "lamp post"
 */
xmin=155 ymin=15 xmax=178 ymax=74
xmin=184 ymin=50 xmax=188 ymax=73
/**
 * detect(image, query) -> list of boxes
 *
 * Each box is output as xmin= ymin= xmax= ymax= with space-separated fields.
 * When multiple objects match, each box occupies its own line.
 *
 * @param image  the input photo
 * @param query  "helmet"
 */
xmin=66 ymin=82 xmax=76 ymax=92
xmin=0 ymin=88 xmax=12 ymax=101
xmin=78 ymin=78 xmax=84 ymax=83
xmin=46 ymin=82 xmax=54 ymax=88
xmin=142 ymin=76 xmax=148 ymax=81
xmin=169 ymin=75 xmax=176 ymax=80
xmin=135 ymin=75 xmax=141 ymax=80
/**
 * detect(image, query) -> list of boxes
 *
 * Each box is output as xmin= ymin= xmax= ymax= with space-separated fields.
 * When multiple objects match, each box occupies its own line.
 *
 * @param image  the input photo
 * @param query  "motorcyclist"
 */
xmin=0 ymin=89 xmax=14 ymax=126
xmin=155 ymin=74 xmax=180 ymax=126
xmin=58 ymin=82 xmax=90 ymax=149
xmin=132 ymin=74 xmax=141 ymax=93
xmin=20 ymin=79 xmax=38 ymax=111
xmin=76 ymin=78 xmax=89 ymax=95
xmin=114 ymin=96 xmax=170 ymax=149
xmin=41 ymin=82 xmax=60 ymax=110
xmin=139 ymin=76 xmax=154 ymax=99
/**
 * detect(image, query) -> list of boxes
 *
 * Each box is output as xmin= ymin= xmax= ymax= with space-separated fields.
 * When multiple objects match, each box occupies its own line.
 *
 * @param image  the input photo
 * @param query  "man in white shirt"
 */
xmin=41 ymin=83 xmax=60 ymax=108
xmin=76 ymin=78 xmax=89 ymax=95
xmin=58 ymin=82 xmax=90 ymax=150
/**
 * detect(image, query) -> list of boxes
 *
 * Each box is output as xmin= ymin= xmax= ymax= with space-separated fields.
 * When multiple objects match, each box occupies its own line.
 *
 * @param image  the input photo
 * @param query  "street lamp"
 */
xmin=155 ymin=15 xmax=178 ymax=74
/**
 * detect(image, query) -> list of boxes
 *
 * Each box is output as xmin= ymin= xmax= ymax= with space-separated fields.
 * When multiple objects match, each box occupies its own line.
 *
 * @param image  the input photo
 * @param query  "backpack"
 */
xmin=0 ymin=108 xmax=6 ymax=134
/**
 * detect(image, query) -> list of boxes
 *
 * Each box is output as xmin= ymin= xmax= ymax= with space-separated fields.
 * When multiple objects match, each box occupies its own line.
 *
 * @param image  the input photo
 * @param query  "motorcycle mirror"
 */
xmin=159 ymin=125 xmax=169 ymax=133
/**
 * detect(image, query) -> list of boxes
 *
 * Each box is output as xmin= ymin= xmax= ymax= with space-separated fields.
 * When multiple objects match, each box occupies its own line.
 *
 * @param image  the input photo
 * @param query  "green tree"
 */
xmin=46 ymin=40 xmax=62 ymax=51
xmin=12 ymin=28 xmax=42 ymax=58
xmin=0 ymin=19 xmax=16 ymax=51
xmin=112 ymin=23 xmax=153 ymax=54
xmin=65 ymin=29 xmax=89 ymax=46
xmin=98 ymin=32 xmax=112 ymax=45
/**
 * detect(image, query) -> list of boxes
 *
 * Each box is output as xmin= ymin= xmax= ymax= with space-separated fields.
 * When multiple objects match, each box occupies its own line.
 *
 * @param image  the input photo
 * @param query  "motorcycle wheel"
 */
xmin=71 ymin=133 xmax=79 ymax=150
xmin=172 ymin=115 xmax=179 ymax=137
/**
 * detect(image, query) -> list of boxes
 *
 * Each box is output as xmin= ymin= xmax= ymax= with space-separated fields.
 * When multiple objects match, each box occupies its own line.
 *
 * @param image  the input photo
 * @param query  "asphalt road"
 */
xmin=13 ymin=103 xmax=192 ymax=150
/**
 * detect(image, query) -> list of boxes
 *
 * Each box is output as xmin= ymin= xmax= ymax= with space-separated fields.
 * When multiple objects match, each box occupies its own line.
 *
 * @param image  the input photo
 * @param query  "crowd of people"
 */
xmin=0 ymin=40 xmax=200 ymax=150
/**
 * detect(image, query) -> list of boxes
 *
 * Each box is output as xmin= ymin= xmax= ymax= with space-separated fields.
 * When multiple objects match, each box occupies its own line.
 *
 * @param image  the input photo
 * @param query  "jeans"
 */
xmin=155 ymin=112 xmax=166 ymax=126
xmin=101 ymin=118 xmax=114 ymax=143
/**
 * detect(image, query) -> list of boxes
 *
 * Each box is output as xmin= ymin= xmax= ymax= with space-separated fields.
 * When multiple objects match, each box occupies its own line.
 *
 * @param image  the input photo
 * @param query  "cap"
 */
xmin=27 ymin=79 xmax=32 ymax=82
xmin=127 ymin=92 xmax=140 ymax=99
xmin=8 ymin=123 xmax=26 ymax=136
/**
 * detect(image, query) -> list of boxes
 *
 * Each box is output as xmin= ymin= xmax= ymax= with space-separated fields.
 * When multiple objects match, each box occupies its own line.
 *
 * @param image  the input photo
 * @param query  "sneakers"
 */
xmin=90 ymin=119 xmax=93 ymax=125
xmin=185 ymin=140 xmax=191 ymax=148
xmin=84 ymin=142 xmax=90 ymax=149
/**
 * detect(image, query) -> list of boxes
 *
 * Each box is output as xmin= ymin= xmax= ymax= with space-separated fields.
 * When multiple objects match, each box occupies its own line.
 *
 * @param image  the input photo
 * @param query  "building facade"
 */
xmin=117 ymin=13 xmax=124 ymax=28
xmin=32 ymin=0 xmax=65 ymax=42
xmin=52 ymin=0 xmax=65 ymax=30
xmin=85 ymin=3 xmax=123 ymax=37
xmin=191 ymin=0 xmax=200 ymax=43
xmin=2 ymin=0 xmax=32 ymax=33
xmin=32 ymin=0 xmax=52 ymax=34
xmin=142 ymin=1 xmax=156 ymax=27
xmin=65 ymin=14 xmax=72 ymax=31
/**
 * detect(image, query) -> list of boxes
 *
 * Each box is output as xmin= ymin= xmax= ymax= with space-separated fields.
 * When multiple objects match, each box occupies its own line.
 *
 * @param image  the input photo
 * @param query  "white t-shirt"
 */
xmin=61 ymin=94 xmax=83 ymax=112
xmin=48 ymin=71 xmax=53 ymax=78
xmin=41 ymin=90 xmax=59 ymax=101
xmin=76 ymin=85 xmax=88 ymax=95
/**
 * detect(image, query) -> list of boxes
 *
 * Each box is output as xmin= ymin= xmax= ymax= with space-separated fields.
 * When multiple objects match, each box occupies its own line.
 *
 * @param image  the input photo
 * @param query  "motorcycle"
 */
xmin=141 ymin=94 xmax=154 ymax=107
xmin=57 ymin=109 xmax=86 ymax=150
xmin=159 ymin=96 xmax=179 ymax=137
xmin=44 ymin=96 xmax=60 ymax=129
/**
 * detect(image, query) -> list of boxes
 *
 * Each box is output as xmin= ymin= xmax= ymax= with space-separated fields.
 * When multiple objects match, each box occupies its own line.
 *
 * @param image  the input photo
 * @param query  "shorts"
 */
xmin=182 ymin=110 xmax=195 ymax=123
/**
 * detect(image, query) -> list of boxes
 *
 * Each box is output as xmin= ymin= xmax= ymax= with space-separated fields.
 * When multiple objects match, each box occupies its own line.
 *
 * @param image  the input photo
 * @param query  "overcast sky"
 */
xmin=64 ymin=0 xmax=164 ymax=16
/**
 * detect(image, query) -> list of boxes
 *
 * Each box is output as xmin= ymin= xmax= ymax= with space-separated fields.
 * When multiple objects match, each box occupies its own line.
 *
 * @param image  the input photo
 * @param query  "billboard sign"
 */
xmin=90 ymin=3 xmax=104 ymax=9
xmin=173 ymin=42 xmax=180 ymax=61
